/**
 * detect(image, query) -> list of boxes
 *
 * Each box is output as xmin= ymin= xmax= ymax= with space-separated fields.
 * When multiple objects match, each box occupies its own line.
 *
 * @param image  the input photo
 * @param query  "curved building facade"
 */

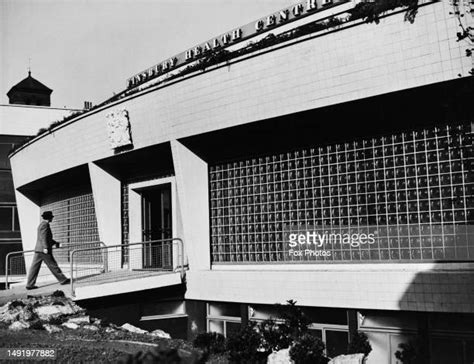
xmin=9 ymin=0 xmax=474 ymax=362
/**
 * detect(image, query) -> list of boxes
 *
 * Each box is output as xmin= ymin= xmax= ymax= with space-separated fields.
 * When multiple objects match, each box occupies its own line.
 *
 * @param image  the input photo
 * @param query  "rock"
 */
xmin=62 ymin=322 xmax=79 ymax=330
xmin=1 ymin=305 xmax=35 ymax=324
xmin=0 ymin=303 xmax=9 ymax=315
xmin=67 ymin=316 xmax=90 ymax=324
xmin=9 ymin=321 xmax=30 ymax=331
xmin=19 ymin=306 xmax=37 ymax=322
xmin=105 ymin=327 xmax=116 ymax=334
xmin=35 ymin=302 xmax=81 ymax=321
xmin=267 ymin=348 xmax=293 ymax=364
xmin=1 ymin=308 xmax=20 ymax=323
xmin=83 ymin=324 xmax=99 ymax=331
xmin=329 ymin=353 xmax=365 ymax=364
xmin=121 ymin=323 xmax=148 ymax=335
xmin=44 ymin=324 xmax=62 ymax=333
xmin=150 ymin=329 xmax=171 ymax=339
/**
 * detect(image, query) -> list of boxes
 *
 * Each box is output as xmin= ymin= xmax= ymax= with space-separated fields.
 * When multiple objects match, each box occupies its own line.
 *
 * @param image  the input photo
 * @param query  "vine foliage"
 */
xmin=451 ymin=0 xmax=474 ymax=76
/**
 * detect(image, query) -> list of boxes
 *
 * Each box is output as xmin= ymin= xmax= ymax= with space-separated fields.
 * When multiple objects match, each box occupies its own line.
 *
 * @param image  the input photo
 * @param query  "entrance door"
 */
xmin=141 ymin=184 xmax=172 ymax=269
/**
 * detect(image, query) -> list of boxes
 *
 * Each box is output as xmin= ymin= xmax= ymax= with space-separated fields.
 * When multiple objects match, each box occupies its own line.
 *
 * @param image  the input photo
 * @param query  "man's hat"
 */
xmin=41 ymin=211 xmax=54 ymax=219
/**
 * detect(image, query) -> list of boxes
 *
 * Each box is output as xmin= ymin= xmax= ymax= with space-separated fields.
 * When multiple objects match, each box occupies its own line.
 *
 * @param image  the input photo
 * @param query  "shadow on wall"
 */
xmin=395 ymin=262 xmax=474 ymax=364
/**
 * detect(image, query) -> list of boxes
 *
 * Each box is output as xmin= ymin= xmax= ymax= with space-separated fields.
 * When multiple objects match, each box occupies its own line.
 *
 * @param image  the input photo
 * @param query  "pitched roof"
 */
xmin=7 ymin=72 xmax=52 ymax=96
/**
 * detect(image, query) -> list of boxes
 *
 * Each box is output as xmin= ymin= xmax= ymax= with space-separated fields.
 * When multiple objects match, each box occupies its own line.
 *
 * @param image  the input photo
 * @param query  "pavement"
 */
xmin=0 ymin=269 xmax=174 ymax=305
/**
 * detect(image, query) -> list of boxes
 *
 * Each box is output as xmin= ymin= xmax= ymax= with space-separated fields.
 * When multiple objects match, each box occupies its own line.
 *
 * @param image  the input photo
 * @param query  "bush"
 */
xmin=29 ymin=320 xmax=45 ymax=330
xmin=48 ymin=316 xmax=64 ymax=326
xmin=290 ymin=334 xmax=328 ymax=364
xmin=226 ymin=300 xmax=313 ymax=362
xmin=8 ymin=300 xmax=25 ymax=309
xmin=226 ymin=322 xmax=267 ymax=364
xmin=193 ymin=332 xmax=227 ymax=358
xmin=395 ymin=341 xmax=423 ymax=364
xmin=276 ymin=299 xmax=310 ymax=340
xmin=120 ymin=343 xmax=204 ymax=364
xmin=258 ymin=318 xmax=292 ymax=352
xmin=347 ymin=331 xmax=372 ymax=357
xmin=99 ymin=317 xmax=111 ymax=327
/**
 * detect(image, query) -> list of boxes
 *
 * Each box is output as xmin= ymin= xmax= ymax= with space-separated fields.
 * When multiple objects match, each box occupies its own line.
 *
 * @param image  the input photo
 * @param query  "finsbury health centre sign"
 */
xmin=127 ymin=0 xmax=345 ymax=89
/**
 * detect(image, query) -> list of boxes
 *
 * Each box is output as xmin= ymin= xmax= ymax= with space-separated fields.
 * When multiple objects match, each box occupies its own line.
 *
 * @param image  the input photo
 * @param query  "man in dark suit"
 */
xmin=26 ymin=211 xmax=70 ymax=290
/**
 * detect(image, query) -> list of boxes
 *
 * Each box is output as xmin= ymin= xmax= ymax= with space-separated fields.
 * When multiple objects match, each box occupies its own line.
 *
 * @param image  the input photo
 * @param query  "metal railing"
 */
xmin=69 ymin=238 xmax=184 ymax=296
xmin=5 ymin=241 xmax=106 ymax=289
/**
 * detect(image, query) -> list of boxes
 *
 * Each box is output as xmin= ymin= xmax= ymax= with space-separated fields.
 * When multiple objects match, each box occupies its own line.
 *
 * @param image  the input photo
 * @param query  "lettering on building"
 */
xmin=127 ymin=0 xmax=340 ymax=89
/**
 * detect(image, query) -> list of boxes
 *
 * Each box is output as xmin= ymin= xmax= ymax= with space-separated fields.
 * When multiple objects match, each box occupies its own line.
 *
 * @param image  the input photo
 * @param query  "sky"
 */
xmin=1 ymin=0 xmax=299 ymax=109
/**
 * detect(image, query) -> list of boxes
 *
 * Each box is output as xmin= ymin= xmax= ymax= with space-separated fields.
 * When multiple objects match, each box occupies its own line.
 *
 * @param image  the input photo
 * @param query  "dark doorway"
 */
xmin=141 ymin=183 xmax=172 ymax=269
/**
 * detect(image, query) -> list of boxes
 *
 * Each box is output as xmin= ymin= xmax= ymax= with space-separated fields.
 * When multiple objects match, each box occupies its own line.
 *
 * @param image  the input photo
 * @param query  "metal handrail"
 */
xmin=69 ymin=238 xmax=185 ymax=296
xmin=4 ymin=241 xmax=106 ymax=289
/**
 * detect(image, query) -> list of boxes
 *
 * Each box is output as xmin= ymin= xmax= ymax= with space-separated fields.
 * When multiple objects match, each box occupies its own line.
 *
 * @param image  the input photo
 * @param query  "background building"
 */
xmin=0 ymin=71 xmax=80 ymax=284
xmin=8 ymin=0 xmax=474 ymax=362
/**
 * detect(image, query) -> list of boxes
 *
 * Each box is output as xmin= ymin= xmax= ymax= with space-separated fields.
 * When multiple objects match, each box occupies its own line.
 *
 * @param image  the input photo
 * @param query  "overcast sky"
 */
xmin=0 ymin=0 xmax=300 ymax=109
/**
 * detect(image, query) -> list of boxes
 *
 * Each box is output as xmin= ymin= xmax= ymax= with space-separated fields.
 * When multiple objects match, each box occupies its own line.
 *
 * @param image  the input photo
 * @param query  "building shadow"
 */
xmin=395 ymin=261 xmax=474 ymax=364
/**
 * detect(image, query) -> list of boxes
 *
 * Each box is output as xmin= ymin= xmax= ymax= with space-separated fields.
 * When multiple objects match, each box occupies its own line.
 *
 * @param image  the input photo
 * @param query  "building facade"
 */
xmin=0 ymin=72 xmax=80 ymax=282
xmin=9 ymin=0 xmax=474 ymax=362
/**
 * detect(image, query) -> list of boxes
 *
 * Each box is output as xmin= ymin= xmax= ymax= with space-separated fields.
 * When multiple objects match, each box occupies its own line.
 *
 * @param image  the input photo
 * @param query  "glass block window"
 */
xmin=121 ymin=182 xmax=129 ymax=264
xmin=209 ymin=123 xmax=473 ymax=263
xmin=0 ymin=206 xmax=17 ymax=231
xmin=41 ymin=186 xmax=99 ymax=244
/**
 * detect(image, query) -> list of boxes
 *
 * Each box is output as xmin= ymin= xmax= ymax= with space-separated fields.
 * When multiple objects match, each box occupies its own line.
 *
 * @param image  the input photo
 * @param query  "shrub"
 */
xmin=48 ymin=316 xmax=64 ymax=325
xmin=395 ymin=341 xmax=423 ymax=364
xmin=290 ymin=333 xmax=328 ymax=364
xmin=347 ymin=331 xmax=372 ymax=357
xmin=8 ymin=300 xmax=26 ymax=309
xmin=29 ymin=319 xmax=45 ymax=330
xmin=276 ymin=299 xmax=310 ymax=340
xmin=258 ymin=318 xmax=292 ymax=352
xmin=52 ymin=290 xmax=65 ymax=298
xmin=226 ymin=322 xmax=267 ymax=364
xmin=193 ymin=332 xmax=227 ymax=357
xmin=120 ymin=343 xmax=203 ymax=364
xmin=98 ymin=317 xmax=111 ymax=327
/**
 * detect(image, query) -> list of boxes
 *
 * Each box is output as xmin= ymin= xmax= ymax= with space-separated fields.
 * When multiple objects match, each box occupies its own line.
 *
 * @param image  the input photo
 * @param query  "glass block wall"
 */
xmin=121 ymin=182 xmax=130 ymax=264
xmin=209 ymin=123 xmax=473 ymax=263
xmin=41 ymin=185 xmax=99 ymax=244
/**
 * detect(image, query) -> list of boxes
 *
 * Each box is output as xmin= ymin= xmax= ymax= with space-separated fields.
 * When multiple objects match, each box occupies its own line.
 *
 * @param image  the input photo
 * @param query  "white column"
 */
xmin=14 ymin=190 xmax=40 ymax=253
xmin=88 ymin=163 xmax=122 ymax=247
xmin=128 ymin=184 xmax=143 ymax=270
xmin=171 ymin=140 xmax=210 ymax=271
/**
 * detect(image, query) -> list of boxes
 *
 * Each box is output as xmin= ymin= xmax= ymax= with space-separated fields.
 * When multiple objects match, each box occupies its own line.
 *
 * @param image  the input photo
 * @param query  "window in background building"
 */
xmin=431 ymin=336 xmax=474 ymax=364
xmin=140 ymin=300 xmax=186 ymax=321
xmin=0 ymin=171 xmax=15 ymax=203
xmin=207 ymin=302 xmax=241 ymax=337
xmin=325 ymin=329 xmax=349 ymax=358
xmin=13 ymin=207 xmax=19 ymax=231
xmin=0 ymin=143 xmax=14 ymax=169
xmin=248 ymin=304 xmax=349 ymax=358
xmin=307 ymin=324 xmax=348 ymax=358
xmin=0 ymin=206 xmax=14 ymax=231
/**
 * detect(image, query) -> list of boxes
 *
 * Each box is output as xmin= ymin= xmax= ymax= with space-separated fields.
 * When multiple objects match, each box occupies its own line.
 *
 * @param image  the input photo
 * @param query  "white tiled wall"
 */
xmin=11 ymin=1 xmax=471 ymax=188
xmin=185 ymin=263 xmax=474 ymax=313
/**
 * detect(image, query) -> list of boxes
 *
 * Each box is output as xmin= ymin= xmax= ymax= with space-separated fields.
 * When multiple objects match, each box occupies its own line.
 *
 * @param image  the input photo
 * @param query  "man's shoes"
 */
xmin=60 ymin=278 xmax=70 ymax=285
xmin=26 ymin=286 xmax=38 ymax=290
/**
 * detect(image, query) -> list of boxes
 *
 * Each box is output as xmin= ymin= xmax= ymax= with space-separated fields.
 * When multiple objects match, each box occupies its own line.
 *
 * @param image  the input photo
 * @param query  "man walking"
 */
xmin=26 ymin=211 xmax=70 ymax=290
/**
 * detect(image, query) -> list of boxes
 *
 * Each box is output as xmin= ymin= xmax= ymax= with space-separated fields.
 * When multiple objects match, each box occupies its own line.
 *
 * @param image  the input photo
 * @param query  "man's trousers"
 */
xmin=26 ymin=252 xmax=68 ymax=287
